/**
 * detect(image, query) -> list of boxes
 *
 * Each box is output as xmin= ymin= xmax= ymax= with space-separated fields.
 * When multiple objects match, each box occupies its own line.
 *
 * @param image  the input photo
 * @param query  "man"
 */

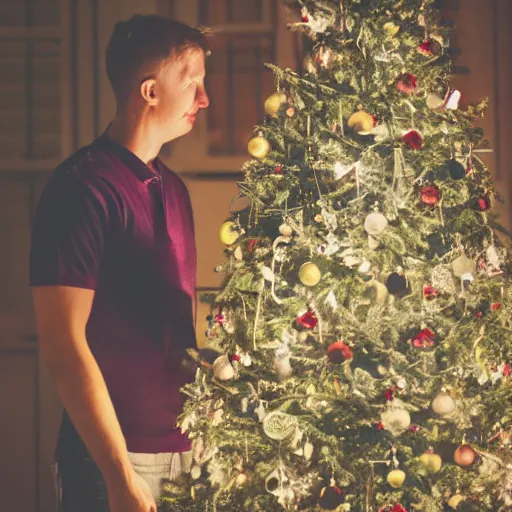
xmin=30 ymin=15 xmax=209 ymax=512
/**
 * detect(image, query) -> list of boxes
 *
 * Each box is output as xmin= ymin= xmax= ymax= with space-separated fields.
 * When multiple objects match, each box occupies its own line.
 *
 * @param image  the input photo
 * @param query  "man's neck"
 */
xmin=106 ymin=112 xmax=162 ymax=165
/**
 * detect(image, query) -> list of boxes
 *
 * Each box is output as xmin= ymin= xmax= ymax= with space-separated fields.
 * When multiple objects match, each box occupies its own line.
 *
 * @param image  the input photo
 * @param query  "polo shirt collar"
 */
xmin=95 ymin=132 xmax=161 ymax=182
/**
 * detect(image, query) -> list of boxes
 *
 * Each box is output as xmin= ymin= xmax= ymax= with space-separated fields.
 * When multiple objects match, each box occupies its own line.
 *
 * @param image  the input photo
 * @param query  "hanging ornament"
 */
xmin=264 ymin=92 xmax=287 ymax=117
xmin=387 ymin=469 xmax=406 ymax=489
xmin=423 ymin=285 xmax=437 ymax=300
xmin=417 ymin=39 xmax=440 ymax=56
xmin=296 ymin=308 xmax=318 ymax=329
xmin=247 ymin=132 xmax=270 ymax=159
xmin=447 ymin=159 xmax=466 ymax=180
xmin=327 ymin=341 xmax=353 ymax=364
xmin=279 ymin=223 xmax=293 ymax=238
xmin=444 ymin=89 xmax=462 ymax=110
xmin=453 ymin=444 xmax=477 ymax=468
xmin=476 ymin=196 xmax=491 ymax=211
xmin=419 ymin=450 xmax=443 ymax=474
xmin=385 ymin=269 xmax=410 ymax=297
xmin=319 ymin=485 xmax=344 ymax=510
xmin=379 ymin=506 xmax=408 ymax=512
xmin=397 ymin=73 xmax=417 ymax=94
xmin=333 ymin=160 xmax=359 ymax=180
xmin=190 ymin=465 xmax=202 ymax=480
xmin=383 ymin=22 xmax=400 ymax=36
xmin=447 ymin=494 xmax=465 ymax=509
xmin=219 ymin=221 xmax=240 ymax=245
xmin=274 ymin=348 xmax=292 ymax=381
xmin=298 ymin=262 xmax=322 ymax=287
xmin=426 ymin=93 xmax=445 ymax=110
xmin=314 ymin=45 xmax=336 ymax=69
xmin=364 ymin=212 xmax=388 ymax=236
xmin=380 ymin=400 xmax=411 ymax=436
xmin=300 ymin=7 xmax=309 ymax=22
xmin=263 ymin=411 xmax=298 ymax=441
xmin=212 ymin=354 xmax=236 ymax=381
xmin=235 ymin=473 xmax=248 ymax=486
xmin=452 ymin=254 xmax=475 ymax=278
xmin=432 ymin=392 xmax=456 ymax=416
xmin=421 ymin=185 xmax=440 ymax=205
xmin=347 ymin=110 xmax=376 ymax=134
xmin=411 ymin=328 xmax=435 ymax=349
xmin=402 ymin=129 xmax=423 ymax=149
xmin=265 ymin=467 xmax=295 ymax=504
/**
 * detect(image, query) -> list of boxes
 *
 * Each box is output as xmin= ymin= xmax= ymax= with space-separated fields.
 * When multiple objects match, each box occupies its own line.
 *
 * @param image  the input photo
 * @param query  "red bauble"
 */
xmin=418 ymin=40 xmax=435 ymax=56
xmin=503 ymin=363 xmax=512 ymax=376
xmin=423 ymin=285 xmax=437 ymax=300
xmin=492 ymin=302 xmax=501 ymax=311
xmin=377 ymin=421 xmax=385 ymax=430
xmin=296 ymin=309 xmax=318 ymax=329
xmin=327 ymin=341 xmax=353 ymax=363
xmin=397 ymin=73 xmax=417 ymax=94
xmin=378 ymin=506 xmax=408 ymax=512
xmin=477 ymin=197 xmax=490 ymax=211
xmin=402 ymin=130 xmax=423 ymax=149
xmin=408 ymin=424 xmax=421 ymax=433
xmin=421 ymin=185 xmax=440 ymax=205
xmin=247 ymin=239 xmax=258 ymax=252
xmin=411 ymin=328 xmax=435 ymax=349
xmin=454 ymin=444 xmax=477 ymax=467
xmin=274 ymin=164 xmax=283 ymax=174
xmin=385 ymin=388 xmax=395 ymax=401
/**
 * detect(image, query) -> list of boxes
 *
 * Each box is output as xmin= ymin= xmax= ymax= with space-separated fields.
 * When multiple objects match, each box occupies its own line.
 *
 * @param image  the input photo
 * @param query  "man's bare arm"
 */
xmin=32 ymin=286 xmax=155 ymax=511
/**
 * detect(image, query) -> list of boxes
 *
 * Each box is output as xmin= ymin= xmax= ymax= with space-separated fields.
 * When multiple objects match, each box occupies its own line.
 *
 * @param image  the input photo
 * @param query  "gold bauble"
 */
xmin=447 ymin=494 xmax=465 ymax=509
xmin=298 ymin=262 xmax=322 ymax=287
xmin=219 ymin=221 xmax=240 ymax=246
xmin=383 ymin=22 xmax=400 ymax=36
xmin=348 ymin=111 xmax=375 ymax=134
xmin=419 ymin=452 xmax=443 ymax=474
xmin=264 ymin=92 xmax=287 ymax=117
xmin=248 ymin=133 xmax=271 ymax=160
xmin=387 ymin=469 xmax=406 ymax=488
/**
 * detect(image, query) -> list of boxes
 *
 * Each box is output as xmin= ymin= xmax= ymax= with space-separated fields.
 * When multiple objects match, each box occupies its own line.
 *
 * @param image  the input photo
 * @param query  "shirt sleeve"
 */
xmin=29 ymin=172 xmax=109 ymax=290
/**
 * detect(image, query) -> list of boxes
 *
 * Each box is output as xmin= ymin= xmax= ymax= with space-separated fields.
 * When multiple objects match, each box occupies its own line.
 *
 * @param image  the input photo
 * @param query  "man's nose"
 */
xmin=197 ymin=87 xmax=209 ymax=109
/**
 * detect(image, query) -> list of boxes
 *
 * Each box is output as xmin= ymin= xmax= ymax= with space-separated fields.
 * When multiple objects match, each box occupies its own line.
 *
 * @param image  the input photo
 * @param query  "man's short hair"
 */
xmin=106 ymin=15 xmax=209 ymax=102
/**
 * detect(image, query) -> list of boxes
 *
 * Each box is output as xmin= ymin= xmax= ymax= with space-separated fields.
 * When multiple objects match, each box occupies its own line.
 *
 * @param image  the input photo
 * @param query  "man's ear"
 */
xmin=141 ymin=79 xmax=157 ymax=105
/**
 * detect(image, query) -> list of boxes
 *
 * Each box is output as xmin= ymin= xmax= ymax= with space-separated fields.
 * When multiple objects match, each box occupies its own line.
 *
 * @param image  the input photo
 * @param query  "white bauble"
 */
xmin=212 ymin=355 xmax=235 ymax=381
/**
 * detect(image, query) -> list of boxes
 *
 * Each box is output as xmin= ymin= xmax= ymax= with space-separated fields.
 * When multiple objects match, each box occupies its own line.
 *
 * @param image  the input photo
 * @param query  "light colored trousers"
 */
xmin=128 ymin=450 xmax=193 ymax=500
xmin=53 ymin=450 xmax=192 ymax=510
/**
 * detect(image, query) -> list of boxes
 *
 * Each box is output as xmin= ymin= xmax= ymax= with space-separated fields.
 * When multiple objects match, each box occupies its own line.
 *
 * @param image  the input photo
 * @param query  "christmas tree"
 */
xmin=161 ymin=1 xmax=512 ymax=510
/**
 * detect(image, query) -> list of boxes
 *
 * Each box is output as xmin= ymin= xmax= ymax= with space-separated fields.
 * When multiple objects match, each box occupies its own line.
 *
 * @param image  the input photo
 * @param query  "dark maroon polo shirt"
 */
xmin=30 ymin=135 xmax=197 ymax=453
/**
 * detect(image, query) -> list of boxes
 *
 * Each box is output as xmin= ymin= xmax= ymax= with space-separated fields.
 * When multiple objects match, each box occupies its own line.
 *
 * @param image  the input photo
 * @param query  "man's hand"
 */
xmin=108 ymin=472 xmax=157 ymax=512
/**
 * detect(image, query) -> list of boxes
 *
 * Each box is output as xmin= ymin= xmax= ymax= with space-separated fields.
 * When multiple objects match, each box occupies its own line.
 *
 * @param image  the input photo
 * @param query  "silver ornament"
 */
xmin=431 ymin=264 xmax=456 ymax=294
xmin=263 ymin=411 xmax=298 ymax=441
xmin=432 ymin=392 xmax=456 ymax=416
xmin=190 ymin=465 xmax=202 ymax=480
xmin=364 ymin=212 xmax=388 ymax=236
xmin=279 ymin=223 xmax=293 ymax=237
xmin=213 ymin=355 xmax=235 ymax=381
xmin=380 ymin=400 xmax=411 ymax=436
